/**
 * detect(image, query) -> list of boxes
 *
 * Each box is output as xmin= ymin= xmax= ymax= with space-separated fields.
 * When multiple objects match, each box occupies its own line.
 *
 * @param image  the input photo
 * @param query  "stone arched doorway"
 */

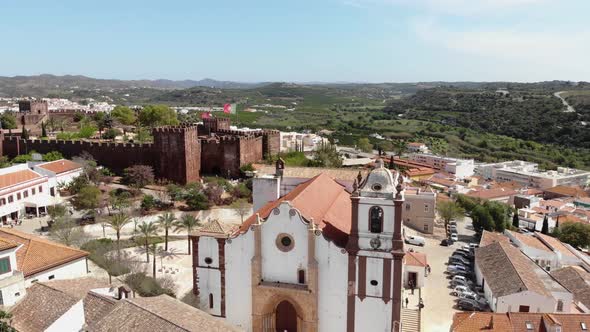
xmin=275 ymin=300 xmax=298 ymax=332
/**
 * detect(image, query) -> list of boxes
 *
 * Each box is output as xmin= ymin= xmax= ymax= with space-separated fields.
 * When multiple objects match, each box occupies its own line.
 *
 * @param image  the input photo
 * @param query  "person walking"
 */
xmin=405 ymin=297 xmax=409 ymax=308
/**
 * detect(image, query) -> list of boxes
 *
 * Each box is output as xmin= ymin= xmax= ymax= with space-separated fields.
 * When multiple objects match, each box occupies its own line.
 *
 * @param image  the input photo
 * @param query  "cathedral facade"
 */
xmin=191 ymin=161 xmax=405 ymax=332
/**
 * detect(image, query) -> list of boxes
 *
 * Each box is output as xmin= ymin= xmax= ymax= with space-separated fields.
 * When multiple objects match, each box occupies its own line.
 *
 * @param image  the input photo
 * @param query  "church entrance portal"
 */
xmin=275 ymin=300 xmax=298 ymax=332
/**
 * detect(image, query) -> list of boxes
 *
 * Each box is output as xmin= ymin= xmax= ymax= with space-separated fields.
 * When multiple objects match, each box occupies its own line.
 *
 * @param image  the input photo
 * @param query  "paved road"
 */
xmin=404 ymin=216 xmax=476 ymax=332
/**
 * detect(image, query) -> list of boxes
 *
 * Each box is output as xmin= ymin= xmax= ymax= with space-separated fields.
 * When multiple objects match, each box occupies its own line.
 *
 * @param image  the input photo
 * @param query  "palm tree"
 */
xmin=105 ymin=213 xmax=131 ymax=252
xmin=138 ymin=221 xmax=159 ymax=262
xmin=157 ymin=212 xmax=176 ymax=251
xmin=174 ymin=214 xmax=200 ymax=254
xmin=393 ymin=139 xmax=407 ymax=157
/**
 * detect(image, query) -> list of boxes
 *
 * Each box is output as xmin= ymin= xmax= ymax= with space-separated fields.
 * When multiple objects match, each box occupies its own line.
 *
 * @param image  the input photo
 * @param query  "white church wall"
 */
xmin=197 ymin=267 xmax=221 ymax=316
xmin=316 ymin=237 xmax=348 ymax=332
xmin=198 ymin=237 xmax=220 ymax=268
xmin=225 ymin=231 xmax=254 ymax=331
xmin=354 ymin=296 xmax=392 ymax=332
xmin=261 ymin=203 xmax=308 ymax=284
xmin=364 ymin=257 xmax=385 ymax=298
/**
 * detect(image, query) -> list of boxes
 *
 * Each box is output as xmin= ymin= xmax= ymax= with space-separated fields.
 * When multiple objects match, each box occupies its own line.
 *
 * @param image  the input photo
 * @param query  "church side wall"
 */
xmin=316 ymin=236 xmax=348 ymax=332
xmin=225 ymin=231 xmax=254 ymax=331
xmin=261 ymin=203 xmax=309 ymax=284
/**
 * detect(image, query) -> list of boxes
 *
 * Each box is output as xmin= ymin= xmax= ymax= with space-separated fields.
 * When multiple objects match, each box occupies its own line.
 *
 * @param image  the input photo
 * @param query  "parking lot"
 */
xmin=404 ymin=216 xmax=479 ymax=332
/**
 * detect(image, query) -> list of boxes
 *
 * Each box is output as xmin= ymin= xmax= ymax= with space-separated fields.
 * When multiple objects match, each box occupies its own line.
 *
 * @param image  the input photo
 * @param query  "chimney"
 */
xmin=117 ymin=286 xmax=131 ymax=300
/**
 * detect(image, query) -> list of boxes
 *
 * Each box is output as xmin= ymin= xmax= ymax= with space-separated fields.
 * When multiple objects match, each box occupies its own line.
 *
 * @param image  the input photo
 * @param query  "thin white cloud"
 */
xmin=411 ymin=18 xmax=590 ymax=80
xmin=344 ymin=0 xmax=550 ymax=16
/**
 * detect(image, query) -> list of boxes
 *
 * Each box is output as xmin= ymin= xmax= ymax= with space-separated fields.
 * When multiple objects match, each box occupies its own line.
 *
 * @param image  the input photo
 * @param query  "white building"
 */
xmin=406 ymin=143 xmax=429 ymax=154
xmin=0 ymin=228 xmax=89 ymax=307
xmin=475 ymin=239 xmax=573 ymax=314
xmin=31 ymin=159 xmax=84 ymax=197
xmin=475 ymin=160 xmax=590 ymax=189
xmin=409 ymin=154 xmax=474 ymax=179
xmin=0 ymin=164 xmax=53 ymax=223
xmin=280 ymin=132 xmax=329 ymax=152
xmin=191 ymin=160 xmax=408 ymax=332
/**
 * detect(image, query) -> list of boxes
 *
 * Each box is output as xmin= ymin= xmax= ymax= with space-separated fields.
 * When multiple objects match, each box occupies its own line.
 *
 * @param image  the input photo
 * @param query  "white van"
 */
xmin=405 ymin=235 xmax=425 ymax=246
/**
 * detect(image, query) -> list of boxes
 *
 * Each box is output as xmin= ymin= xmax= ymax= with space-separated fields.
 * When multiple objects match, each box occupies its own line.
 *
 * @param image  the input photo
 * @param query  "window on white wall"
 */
xmin=209 ymin=294 xmax=214 ymax=309
xmin=557 ymin=300 xmax=564 ymax=312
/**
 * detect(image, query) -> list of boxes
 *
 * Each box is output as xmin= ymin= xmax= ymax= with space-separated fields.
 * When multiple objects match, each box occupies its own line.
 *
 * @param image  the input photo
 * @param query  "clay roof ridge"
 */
xmin=497 ymin=242 xmax=530 ymax=293
xmin=123 ymin=296 xmax=191 ymax=331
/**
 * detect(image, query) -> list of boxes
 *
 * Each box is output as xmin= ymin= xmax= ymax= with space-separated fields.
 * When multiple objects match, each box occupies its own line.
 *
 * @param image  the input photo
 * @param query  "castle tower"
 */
xmin=202 ymin=117 xmax=231 ymax=134
xmin=346 ymin=159 xmax=405 ymax=332
xmin=152 ymin=125 xmax=200 ymax=184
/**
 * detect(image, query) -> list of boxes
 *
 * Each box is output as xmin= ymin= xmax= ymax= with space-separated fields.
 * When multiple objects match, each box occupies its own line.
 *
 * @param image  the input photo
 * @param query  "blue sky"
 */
xmin=1 ymin=0 xmax=588 ymax=82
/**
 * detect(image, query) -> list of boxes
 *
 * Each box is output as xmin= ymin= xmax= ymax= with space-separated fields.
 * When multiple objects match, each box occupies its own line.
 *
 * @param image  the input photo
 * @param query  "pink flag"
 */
xmin=223 ymin=103 xmax=231 ymax=114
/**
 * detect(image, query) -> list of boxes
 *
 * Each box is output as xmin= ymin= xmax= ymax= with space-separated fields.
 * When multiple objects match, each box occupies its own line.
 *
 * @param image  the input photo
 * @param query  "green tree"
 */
xmin=138 ymin=221 xmax=159 ymax=262
xmin=49 ymin=216 xmax=87 ymax=247
xmin=41 ymin=121 xmax=48 ymax=137
xmin=311 ymin=142 xmax=342 ymax=167
xmin=42 ymin=151 xmax=63 ymax=161
xmin=471 ymin=205 xmax=494 ymax=233
xmin=0 ymin=112 xmax=17 ymax=130
xmin=138 ymin=105 xmax=179 ymax=127
xmin=141 ymin=194 xmax=156 ymax=211
xmin=357 ymin=138 xmax=373 ymax=153
xmin=231 ymin=199 xmax=251 ymax=224
xmin=555 ymin=222 xmax=590 ymax=248
xmin=486 ymin=201 xmax=510 ymax=232
xmin=378 ymin=140 xmax=394 ymax=154
xmin=0 ymin=310 xmax=16 ymax=332
xmin=185 ymin=191 xmax=210 ymax=211
xmin=512 ymin=212 xmax=520 ymax=229
xmin=437 ymin=201 xmax=465 ymax=235
xmin=157 ymin=212 xmax=176 ymax=251
xmin=105 ymin=213 xmax=132 ymax=252
xmin=48 ymin=204 xmax=67 ymax=220
xmin=21 ymin=126 xmax=29 ymax=140
xmin=392 ymin=139 xmax=407 ymax=157
xmin=111 ymin=106 xmax=137 ymax=125
xmin=71 ymin=185 xmax=101 ymax=211
xmin=124 ymin=165 xmax=155 ymax=188
xmin=174 ymin=214 xmax=200 ymax=254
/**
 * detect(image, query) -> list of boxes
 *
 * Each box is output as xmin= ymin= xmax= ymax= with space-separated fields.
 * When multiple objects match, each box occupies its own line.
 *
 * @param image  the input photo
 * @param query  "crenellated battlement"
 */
xmin=152 ymin=124 xmax=199 ymax=134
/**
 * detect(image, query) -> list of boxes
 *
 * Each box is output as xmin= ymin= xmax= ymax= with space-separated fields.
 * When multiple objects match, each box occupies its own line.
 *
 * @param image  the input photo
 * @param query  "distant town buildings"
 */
xmin=409 ymin=153 xmax=475 ymax=179
xmin=279 ymin=131 xmax=329 ymax=152
xmin=475 ymin=160 xmax=590 ymax=189
xmin=406 ymin=142 xmax=429 ymax=154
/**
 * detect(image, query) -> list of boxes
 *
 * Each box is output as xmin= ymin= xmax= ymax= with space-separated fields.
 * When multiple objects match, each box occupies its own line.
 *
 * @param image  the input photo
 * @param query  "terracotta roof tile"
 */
xmin=545 ymin=185 xmax=589 ymax=198
xmin=37 ymin=159 xmax=83 ymax=174
xmin=0 ymin=228 xmax=88 ymax=277
xmin=88 ymin=295 xmax=242 ymax=332
xmin=466 ymin=187 xmax=517 ymax=200
xmin=405 ymin=251 xmax=427 ymax=267
xmin=536 ymin=232 xmax=577 ymax=258
xmin=506 ymin=230 xmax=552 ymax=252
xmin=453 ymin=312 xmax=590 ymax=332
xmin=0 ymin=169 xmax=42 ymax=190
xmin=0 ymin=237 xmax=17 ymax=251
xmin=551 ymin=267 xmax=590 ymax=310
xmin=239 ymin=173 xmax=352 ymax=247
xmin=479 ymin=230 xmax=509 ymax=247
xmin=451 ymin=312 xmax=512 ymax=332
xmin=475 ymin=241 xmax=550 ymax=297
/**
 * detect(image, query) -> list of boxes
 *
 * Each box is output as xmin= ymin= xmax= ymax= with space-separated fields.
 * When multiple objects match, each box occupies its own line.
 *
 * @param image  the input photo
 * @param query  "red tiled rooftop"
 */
xmin=544 ymin=185 xmax=589 ymax=198
xmin=405 ymin=251 xmax=427 ymax=267
xmin=0 ymin=169 xmax=42 ymax=190
xmin=37 ymin=159 xmax=83 ymax=174
xmin=239 ymin=173 xmax=352 ymax=247
xmin=0 ymin=228 xmax=88 ymax=277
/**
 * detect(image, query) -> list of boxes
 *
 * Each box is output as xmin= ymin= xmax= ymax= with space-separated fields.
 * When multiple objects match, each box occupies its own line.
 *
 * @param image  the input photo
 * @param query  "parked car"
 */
xmin=452 ymin=285 xmax=470 ymax=296
xmin=451 ymin=233 xmax=459 ymax=241
xmin=449 ymin=220 xmax=457 ymax=226
xmin=459 ymin=292 xmax=482 ymax=302
xmin=78 ymin=213 xmax=96 ymax=226
xmin=405 ymin=235 xmax=425 ymax=246
xmin=451 ymin=275 xmax=473 ymax=287
xmin=447 ymin=264 xmax=468 ymax=273
xmin=457 ymin=298 xmax=483 ymax=311
xmin=440 ymin=238 xmax=453 ymax=246
xmin=448 ymin=225 xmax=458 ymax=232
xmin=454 ymin=250 xmax=473 ymax=259
xmin=450 ymin=255 xmax=471 ymax=266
